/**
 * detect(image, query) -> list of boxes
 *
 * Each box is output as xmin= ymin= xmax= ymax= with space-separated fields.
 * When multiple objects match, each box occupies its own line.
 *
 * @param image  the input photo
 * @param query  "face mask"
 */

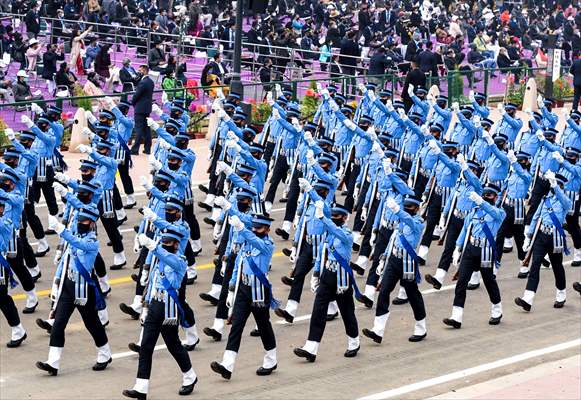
xmin=496 ymin=143 xmax=505 ymax=150
xmin=162 ymin=244 xmax=177 ymax=253
xmin=170 ymin=111 xmax=181 ymax=119
xmin=358 ymin=124 xmax=369 ymax=130
xmin=483 ymin=195 xmax=496 ymax=205
xmin=165 ymin=211 xmax=179 ymax=222
xmin=243 ymin=134 xmax=253 ymax=143
xmin=380 ymin=98 xmax=388 ymax=104
xmin=168 ymin=161 xmax=180 ymax=171
xmin=0 ymin=182 xmax=11 ymax=191
xmin=4 ymin=159 xmax=17 ymax=168
xmin=237 ymin=201 xmax=250 ymax=212
xmin=155 ymin=182 xmax=169 ymax=192
xmin=331 ymin=217 xmax=344 ymax=226
xmin=77 ymin=223 xmax=92 ymax=234
xmin=78 ymin=192 xmax=92 ymax=204
xmin=253 ymin=229 xmax=268 ymax=238
xmin=315 ymin=189 xmax=328 ymax=198
xmin=565 ymin=157 xmax=577 ymax=164
xmin=81 ymin=172 xmax=93 ymax=181
xmin=176 ymin=140 xmax=188 ymax=149
xmin=404 ymin=205 xmax=417 ymax=215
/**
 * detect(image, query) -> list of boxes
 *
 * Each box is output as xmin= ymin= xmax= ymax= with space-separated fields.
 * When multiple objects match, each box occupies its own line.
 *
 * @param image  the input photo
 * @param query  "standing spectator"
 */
xmin=329 ymin=54 xmax=343 ymax=82
xmin=402 ymin=60 xmax=426 ymax=111
xmin=130 ymin=65 xmax=154 ymax=155
xmin=84 ymin=37 xmax=100 ymax=70
xmin=319 ymin=39 xmax=332 ymax=72
xmin=339 ymin=30 xmax=360 ymax=94
xmin=51 ymin=9 xmax=69 ymax=45
xmin=69 ymin=26 xmax=93 ymax=75
xmin=368 ymin=47 xmax=390 ymax=83
xmin=94 ymin=43 xmax=112 ymax=80
xmin=404 ymin=32 xmax=422 ymax=62
xmin=571 ymin=52 xmax=581 ymax=111
xmin=24 ymin=3 xmax=41 ymax=39
xmin=42 ymin=43 xmax=65 ymax=95
xmin=25 ymin=38 xmax=43 ymax=74
xmin=55 ymin=62 xmax=79 ymax=93
xmin=258 ymin=58 xmax=273 ymax=94
xmin=417 ymin=41 xmax=439 ymax=79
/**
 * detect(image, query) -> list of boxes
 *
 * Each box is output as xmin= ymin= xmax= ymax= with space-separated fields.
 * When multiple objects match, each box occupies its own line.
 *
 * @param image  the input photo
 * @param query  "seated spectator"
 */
xmin=119 ymin=58 xmax=141 ymax=91
xmin=83 ymin=71 xmax=106 ymax=108
xmin=148 ymin=39 xmax=167 ymax=72
xmin=161 ymin=69 xmax=177 ymax=100
xmin=14 ymin=70 xmax=44 ymax=103
xmin=467 ymin=44 xmax=497 ymax=72
xmin=444 ymin=48 xmax=478 ymax=88
xmin=497 ymin=47 xmax=522 ymax=79
xmin=55 ymin=62 xmax=79 ymax=92
xmin=535 ymin=47 xmax=548 ymax=68
xmin=368 ymin=46 xmax=390 ymax=82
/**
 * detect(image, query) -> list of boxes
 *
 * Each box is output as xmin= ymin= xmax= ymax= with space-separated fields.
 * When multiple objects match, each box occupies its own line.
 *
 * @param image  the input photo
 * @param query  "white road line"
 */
xmin=357 ymin=338 xmax=581 ymax=400
xmin=112 ymin=344 xmax=167 ymax=360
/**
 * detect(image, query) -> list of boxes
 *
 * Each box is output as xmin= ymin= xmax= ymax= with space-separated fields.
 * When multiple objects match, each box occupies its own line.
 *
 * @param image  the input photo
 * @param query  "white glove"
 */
xmin=561 ymin=107 xmax=569 ymax=117
xmin=469 ymin=191 xmax=483 ymax=205
xmin=376 ymin=256 xmax=386 ymax=276
xmin=220 ymin=260 xmax=226 ymax=276
xmin=319 ymin=88 xmax=329 ymax=98
xmin=457 ymin=153 xmax=467 ymax=170
xmin=142 ymin=207 xmax=157 ymax=222
xmin=497 ymin=103 xmax=504 ymax=112
xmin=353 ymin=186 xmax=359 ymax=202
xmin=306 ymin=149 xmax=315 ymax=166
xmin=291 ymin=117 xmax=301 ymax=130
xmin=372 ymin=141 xmax=382 ymax=154
xmin=158 ymin=139 xmax=172 ymax=150
xmin=298 ymin=178 xmax=312 ymax=192
xmin=5 ymin=128 xmax=15 ymax=141
xmin=386 ymin=197 xmax=400 ymax=213
xmin=367 ymin=126 xmax=377 ymax=141
xmin=216 ymin=161 xmax=234 ymax=176
xmin=146 ymin=118 xmax=160 ymax=131
xmin=361 ymin=207 xmax=367 ymax=221
xmin=229 ymin=215 xmax=244 ymax=232
xmin=438 ymin=214 xmax=446 ymax=230
xmin=473 ymin=115 xmax=481 ymax=126
xmin=330 ymin=101 xmax=339 ymax=112
xmin=151 ymin=103 xmax=163 ymax=117
xmin=226 ymin=139 xmax=242 ymax=153
xmin=524 ymin=107 xmax=532 ymax=115
xmin=522 ymin=236 xmax=531 ymax=252
xmin=54 ymin=172 xmax=70 ymax=184
xmin=304 ymin=131 xmax=315 ymax=146
xmin=82 ymin=126 xmax=93 ymax=137
xmin=148 ymin=159 xmax=162 ymax=172
xmin=161 ymin=91 xmax=169 ymax=105
xmin=20 ymin=115 xmax=34 ymax=128
xmin=535 ymin=129 xmax=545 ymax=141
xmin=271 ymin=108 xmax=281 ymax=120
xmin=133 ymin=235 xmax=141 ymax=253
xmin=314 ymin=200 xmax=325 ymax=218
xmin=468 ymin=90 xmax=475 ymax=102
xmin=47 ymin=215 xmax=59 ymax=231
xmin=226 ymin=290 xmax=235 ymax=308
xmin=217 ymin=109 xmax=229 ymax=121
xmin=552 ymin=151 xmax=564 ymax=163
xmin=507 ymin=150 xmax=517 ymax=164
xmin=451 ymin=102 xmax=459 ymax=112
xmin=54 ymin=219 xmax=65 ymax=234
xmin=426 ymin=93 xmax=435 ymax=105
xmin=428 ymin=139 xmax=441 ymax=154
xmin=383 ymin=159 xmax=392 ymax=175
xmin=421 ymin=125 xmax=430 ymax=137
xmin=52 ymin=182 xmax=67 ymax=197
xmin=77 ymin=144 xmax=92 ymax=154
xmin=483 ymin=132 xmax=494 ymax=145
xmin=452 ymin=247 xmax=461 ymax=266
xmin=357 ymin=83 xmax=367 ymax=94
xmin=138 ymin=233 xmax=157 ymax=251
xmin=85 ymin=110 xmax=97 ymax=124
xmin=266 ymin=91 xmax=274 ymax=106
xmin=310 ymin=274 xmax=320 ymax=293
xmin=227 ymin=131 xmax=238 ymax=141
xmin=344 ymin=120 xmax=356 ymax=131
xmin=546 ymin=171 xmax=558 ymax=188
xmin=214 ymin=196 xmax=231 ymax=210
xmin=289 ymin=247 xmax=297 ymax=263
xmin=385 ymin=100 xmax=394 ymax=112
xmin=104 ymin=96 xmax=115 ymax=108
xmin=213 ymin=223 xmax=222 ymax=241
xmin=397 ymin=108 xmax=407 ymax=120
xmin=407 ymin=84 xmax=415 ymax=97
xmin=211 ymin=98 xmax=222 ymax=112
xmin=537 ymin=94 xmax=544 ymax=109
xmin=30 ymin=102 xmax=43 ymax=114
xmin=368 ymin=90 xmax=376 ymax=102
xmin=140 ymin=176 xmax=153 ymax=190
xmin=316 ymin=82 xmax=323 ymax=92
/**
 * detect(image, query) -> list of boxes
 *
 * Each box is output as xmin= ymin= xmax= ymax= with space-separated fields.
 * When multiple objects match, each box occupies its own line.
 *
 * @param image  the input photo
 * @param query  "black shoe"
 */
xmin=31 ymin=271 xmax=42 ymax=283
xmin=110 ymin=261 xmax=127 ymax=270
xmin=213 ymin=258 xmax=221 ymax=267
xmin=198 ymin=184 xmax=209 ymax=194
xmin=293 ymin=348 xmax=316 ymax=362
xmin=131 ymin=273 xmax=139 ymax=282
xmin=275 ymin=228 xmax=289 ymax=240
xmin=514 ymin=297 xmax=532 ymax=312
xmin=355 ymin=294 xmax=374 ymax=308
xmin=36 ymin=361 xmax=58 ymax=376
xmin=119 ymin=303 xmax=140 ymax=319
xmin=133 ymin=225 xmax=140 ymax=233
xmin=256 ymin=364 xmax=277 ymax=376
xmin=92 ymin=357 xmax=112 ymax=371
xmin=541 ymin=258 xmax=551 ymax=268
xmin=352 ymin=243 xmax=360 ymax=252
xmin=554 ymin=300 xmax=566 ymax=309
xmin=203 ymin=217 xmax=216 ymax=227
xmin=517 ymin=271 xmax=529 ymax=279
xmin=44 ymin=229 xmax=57 ymax=235
xmin=503 ymin=246 xmax=513 ymax=253
xmin=117 ymin=216 xmax=128 ymax=226
xmin=210 ymin=361 xmax=231 ymax=380
xmin=282 ymin=248 xmax=292 ymax=257
xmin=36 ymin=318 xmax=52 ymax=333
xmin=392 ymin=297 xmax=408 ymax=305
xmin=274 ymin=307 xmax=294 ymax=323
xmin=362 ymin=328 xmax=382 ymax=343
xmin=279 ymin=197 xmax=288 ymax=203
xmin=574 ymin=282 xmax=581 ymax=294
xmin=107 ymin=240 xmax=113 ymax=247
xmin=198 ymin=202 xmax=212 ymax=212
xmin=179 ymin=378 xmax=197 ymax=395
xmin=203 ymin=327 xmax=222 ymax=341
xmin=22 ymin=302 xmax=38 ymax=314
xmin=249 ymin=328 xmax=260 ymax=337
xmin=489 ymin=315 xmax=502 ymax=325
xmin=408 ymin=333 xmax=427 ymax=342
xmin=122 ymin=389 xmax=146 ymax=400
xmin=281 ymin=275 xmax=294 ymax=287
xmin=467 ymin=283 xmax=480 ymax=290
xmin=143 ymin=151 xmax=151 ymax=155
xmin=138 ymin=208 xmax=144 ymax=215
xmin=199 ymin=293 xmax=219 ymax=306
xmin=124 ymin=202 xmax=137 ymax=209
xmin=350 ymin=262 xmax=365 ymax=276
xmin=6 ymin=333 xmax=27 ymax=348
xmin=442 ymin=318 xmax=461 ymax=329
xmin=183 ymin=337 xmax=200 ymax=351
xmin=102 ymin=287 xmax=111 ymax=297
xmin=35 ymin=248 xmax=50 ymax=257
xmin=418 ymin=257 xmax=426 ymax=266
xmin=128 ymin=342 xmax=140 ymax=353
xmin=344 ymin=346 xmax=359 ymax=358
xmin=186 ymin=276 xmax=197 ymax=285
xmin=326 ymin=312 xmax=338 ymax=321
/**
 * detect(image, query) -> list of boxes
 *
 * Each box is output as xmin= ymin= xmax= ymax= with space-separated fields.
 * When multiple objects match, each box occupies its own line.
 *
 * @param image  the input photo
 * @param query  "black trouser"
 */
xmin=436 ymin=214 xmax=464 ymax=272
xmin=117 ymin=156 xmax=134 ymax=196
xmin=344 ymin=164 xmax=361 ymax=212
xmin=131 ymin=113 xmax=151 ymax=154
xmin=95 ymin=253 xmax=107 ymax=278
xmin=98 ymin=200 xmax=124 ymax=254
xmin=179 ymin=276 xmax=196 ymax=327
xmin=353 ymin=180 xmax=370 ymax=233
xmin=24 ymin=201 xmax=45 ymax=240
xmin=184 ymin=242 xmax=196 ymax=267
xmin=33 ymin=166 xmax=59 ymax=216
xmin=283 ymin=170 xmax=302 ymax=222
xmin=207 ymin=143 xmax=223 ymax=196
xmin=453 ymin=243 xmax=501 ymax=308
xmin=137 ymin=299 xmax=192 ymax=380
xmin=526 ymin=231 xmax=566 ymax=293
xmin=211 ymin=224 xmax=231 ymax=286
xmin=375 ymin=256 xmax=426 ymax=320
xmin=413 ymin=173 xmax=429 ymax=198
xmin=288 ymin=242 xmax=314 ymax=303
xmin=525 ymin=178 xmax=550 ymax=226
xmin=183 ymin=203 xmax=201 ymax=241
xmin=399 ymin=158 xmax=412 ymax=174
xmin=359 ymin=197 xmax=380 ymax=258
xmin=420 ymin=192 xmax=442 ymax=247
xmin=113 ymin=185 xmax=123 ymax=211
xmin=573 ymin=84 xmax=581 ymax=111
xmin=215 ymin=254 xmax=237 ymax=320
xmin=0 ymin=284 xmax=20 ymax=327
xmin=263 ymin=141 xmax=276 ymax=173
xmin=225 ymin=283 xmax=276 ymax=353
xmin=565 ymin=199 xmax=581 ymax=249
xmin=495 ymin=204 xmax=526 ymax=263
xmin=366 ymin=227 xmax=393 ymax=287
xmin=18 ymin=221 xmax=38 ymax=269
xmin=265 ymin=154 xmax=289 ymax=204
xmin=50 ymin=276 xmax=108 ymax=348
xmin=307 ymin=268 xmax=358 ymax=343
xmin=8 ymin=239 xmax=35 ymax=292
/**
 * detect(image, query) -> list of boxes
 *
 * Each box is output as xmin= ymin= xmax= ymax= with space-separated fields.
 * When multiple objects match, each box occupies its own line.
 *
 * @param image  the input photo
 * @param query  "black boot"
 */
xmin=293 ymin=348 xmax=316 ymax=362
xmin=362 ymin=328 xmax=382 ymax=343
xmin=179 ymin=378 xmax=198 ymax=395
xmin=210 ymin=361 xmax=231 ymax=380
xmin=274 ymin=307 xmax=294 ymax=323
xmin=36 ymin=361 xmax=58 ymax=376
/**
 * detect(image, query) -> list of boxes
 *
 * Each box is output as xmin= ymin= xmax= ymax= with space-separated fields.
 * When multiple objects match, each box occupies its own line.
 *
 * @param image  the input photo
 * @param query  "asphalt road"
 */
xmin=1 ymin=186 xmax=580 ymax=400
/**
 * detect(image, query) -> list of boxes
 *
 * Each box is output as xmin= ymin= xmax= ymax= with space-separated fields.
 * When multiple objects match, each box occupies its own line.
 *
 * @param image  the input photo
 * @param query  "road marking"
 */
xmin=357 ymin=338 xmax=581 ymax=400
xmin=112 ymin=344 xmax=167 ymax=360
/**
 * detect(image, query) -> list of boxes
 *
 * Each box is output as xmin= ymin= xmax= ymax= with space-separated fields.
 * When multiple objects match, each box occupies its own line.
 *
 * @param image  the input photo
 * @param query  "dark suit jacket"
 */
xmin=402 ymin=68 xmax=426 ymax=102
xmin=339 ymin=39 xmax=360 ymax=68
xmin=41 ymin=51 xmax=65 ymax=80
xmin=571 ymin=59 xmax=581 ymax=86
xmin=417 ymin=50 xmax=437 ymax=75
xmin=131 ymin=76 xmax=154 ymax=115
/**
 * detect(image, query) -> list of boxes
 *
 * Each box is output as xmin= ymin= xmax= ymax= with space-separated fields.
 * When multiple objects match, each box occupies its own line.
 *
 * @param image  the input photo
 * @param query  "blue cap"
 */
xmin=415 ymin=86 xmax=428 ymax=95
xmin=95 ymin=138 xmax=115 ymax=150
xmin=327 ymin=84 xmax=338 ymax=92
xmin=331 ymin=204 xmax=350 ymax=216
xmin=3 ymin=147 xmax=22 ymax=159
xmin=228 ymin=92 xmax=241 ymax=100
xmin=236 ymin=163 xmax=256 ymax=176
xmin=304 ymin=122 xmax=318 ymax=131
xmin=170 ymin=104 xmax=187 ymax=114
xmin=77 ymin=206 xmax=100 ymax=222
xmin=516 ymin=151 xmax=532 ymax=160
xmin=410 ymin=112 xmax=424 ymax=122
xmin=242 ymin=127 xmax=257 ymax=137
xmin=249 ymin=142 xmax=265 ymax=153
xmin=223 ymin=101 xmax=236 ymax=110
xmin=80 ymin=159 xmax=98 ymax=170
xmin=365 ymin=82 xmax=377 ymax=90
xmin=236 ymin=187 xmax=256 ymax=200
xmin=494 ymin=133 xmax=508 ymax=143
xmin=99 ymin=110 xmax=115 ymax=120
xmin=394 ymin=168 xmax=408 ymax=180
xmin=565 ymin=147 xmax=581 ymax=157
xmin=175 ymin=132 xmax=191 ymax=141
xmin=430 ymin=123 xmax=444 ymax=132
xmin=393 ymin=100 xmax=405 ymax=109
xmin=161 ymin=228 xmax=185 ymax=242
xmin=93 ymin=123 xmax=111 ymax=133
xmin=481 ymin=118 xmax=494 ymax=127
xmin=544 ymin=128 xmax=558 ymax=137
xmin=378 ymin=133 xmax=391 ymax=142
xmin=165 ymin=196 xmax=185 ymax=210
xmin=436 ymin=95 xmax=448 ymax=102
xmin=318 ymin=152 xmax=337 ymax=165
xmin=359 ymin=115 xmax=373 ymax=124
xmin=118 ymin=100 xmax=131 ymax=109
xmin=155 ymin=170 xmax=175 ymax=183
xmin=47 ymin=105 xmax=62 ymax=114
xmin=318 ymin=137 xmax=334 ymax=147
xmin=475 ymin=92 xmax=487 ymax=100
xmin=543 ymin=98 xmax=555 ymax=106
xmin=233 ymin=109 xmax=248 ymax=120
xmin=483 ymin=183 xmax=501 ymax=195
xmin=403 ymin=194 xmax=422 ymax=206
xmin=282 ymin=89 xmax=293 ymax=97
xmin=532 ymin=111 xmax=542 ymax=120
xmin=341 ymin=104 xmax=355 ymax=115
xmin=384 ymin=147 xmax=398 ymax=157
xmin=442 ymin=140 xmax=458 ymax=149
xmin=37 ymin=116 xmax=51 ymax=126
xmin=165 ymin=118 xmax=182 ymax=132
xmin=314 ymin=179 xmax=333 ymax=191
xmin=504 ymin=103 xmax=518 ymax=111
xmin=379 ymin=90 xmax=392 ymax=97
xmin=570 ymin=111 xmax=581 ymax=119
xmin=252 ymin=213 xmax=274 ymax=227
xmin=168 ymin=148 xmax=187 ymax=161
xmin=460 ymin=105 xmax=474 ymax=115
xmin=20 ymin=130 xmax=36 ymax=140
xmin=467 ymin=160 xmax=482 ymax=171
xmin=334 ymin=93 xmax=346 ymax=104
xmin=78 ymin=181 xmax=100 ymax=194
xmin=0 ymin=168 xmax=20 ymax=183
